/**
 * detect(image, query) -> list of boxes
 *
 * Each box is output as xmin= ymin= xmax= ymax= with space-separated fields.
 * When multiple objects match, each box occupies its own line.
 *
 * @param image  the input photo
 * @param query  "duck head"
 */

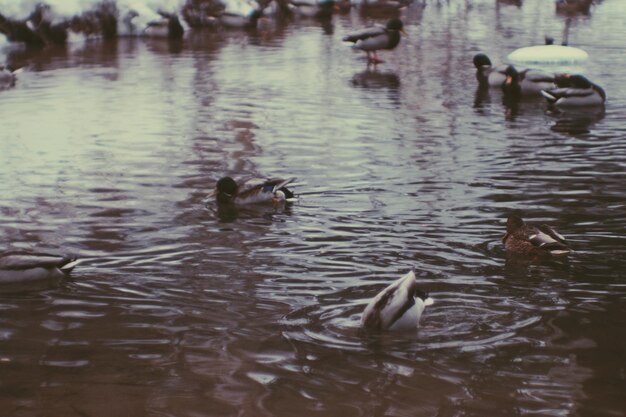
xmin=216 ymin=176 xmax=238 ymax=204
xmin=473 ymin=53 xmax=492 ymax=68
xmin=503 ymin=214 xmax=525 ymax=243
xmin=386 ymin=18 xmax=406 ymax=35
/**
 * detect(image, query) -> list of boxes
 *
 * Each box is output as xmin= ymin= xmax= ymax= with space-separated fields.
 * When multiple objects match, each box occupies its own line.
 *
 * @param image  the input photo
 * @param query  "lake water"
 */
xmin=1 ymin=0 xmax=625 ymax=416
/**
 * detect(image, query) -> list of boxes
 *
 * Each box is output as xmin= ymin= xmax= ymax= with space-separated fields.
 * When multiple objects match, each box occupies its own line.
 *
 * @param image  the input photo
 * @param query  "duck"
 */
xmin=206 ymin=176 xmax=297 ymax=206
xmin=342 ymin=18 xmax=406 ymax=64
xmin=361 ymin=270 xmax=434 ymax=331
xmin=556 ymin=0 xmax=593 ymax=15
xmin=541 ymin=74 xmax=606 ymax=107
xmin=473 ymin=53 xmax=508 ymax=88
xmin=288 ymin=0 xmax=336 ymax=18
xmin=502 ymin=65 xmax=555 ymax=98
xmin=0 ymin=65 xmax=21 ymax=88
xmin=218 ymin=0 xmax=263 ymax=28
xmin=0 ymin=251 xmax=80 ymax=287
xmin=142 ymin=12 xmax=185 ymax=39
xmin=502 ymin=214 xmax=572 ymax=256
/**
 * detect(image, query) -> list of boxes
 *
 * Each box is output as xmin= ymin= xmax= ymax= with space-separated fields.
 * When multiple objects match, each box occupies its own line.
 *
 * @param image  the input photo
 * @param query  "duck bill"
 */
xmin=505 ymin=75 xmax=513 ymax=85
xmin=400 ymin=28 xmax=407 ymax=36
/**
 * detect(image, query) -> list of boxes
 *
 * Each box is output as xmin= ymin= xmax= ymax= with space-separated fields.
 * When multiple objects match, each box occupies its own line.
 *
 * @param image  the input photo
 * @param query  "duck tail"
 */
xmin=541 ymin=89 xmax=558 ymax=103
xmin=60 ymin=258 xmax=81 ymax=272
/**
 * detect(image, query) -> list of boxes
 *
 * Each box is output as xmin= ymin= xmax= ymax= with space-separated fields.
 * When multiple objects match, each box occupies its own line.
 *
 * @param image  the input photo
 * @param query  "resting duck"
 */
xmin=361 ymin=270 xmax=434 ymax=331
xmin=502 ymin=65 xmax=556 ymax=98
xmin=556 ymin=0 xmax=593 ymax=15
xmin=0 ymin=65 xmax=20 ymax=88
xmin=541 ymin=74 xmax=606 ymax=107
xmin=343 ymin=18 xmax=405 ymax=64
xmin=502 ymin=215 xmax=572 ymax=256
xmin=473 ymin=53 xmax=508 ymax=88
xmin=0 ymin=251 xmax=80 ymax=286
xmin=289 ymin=0 xmax=336 ymax=18
xmin=218 ymin=0 xmax=263 ymax=28
xmin=142 ymin=12 xmax=185 ymax=39
xmin=206 ymin=176 xmax=297 ymax=206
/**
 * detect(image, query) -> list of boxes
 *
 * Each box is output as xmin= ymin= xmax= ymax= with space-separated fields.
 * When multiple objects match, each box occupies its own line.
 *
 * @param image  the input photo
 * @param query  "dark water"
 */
xmin=1 ymin=0 xmax=625 ymax=416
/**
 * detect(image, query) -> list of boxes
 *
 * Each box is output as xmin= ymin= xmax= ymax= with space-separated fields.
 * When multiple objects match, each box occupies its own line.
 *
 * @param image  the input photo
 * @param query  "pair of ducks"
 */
xmin=2 ymin=174 xmax=572 ymax=335
xmin=473 ymin=53 xmax=606 ymax=107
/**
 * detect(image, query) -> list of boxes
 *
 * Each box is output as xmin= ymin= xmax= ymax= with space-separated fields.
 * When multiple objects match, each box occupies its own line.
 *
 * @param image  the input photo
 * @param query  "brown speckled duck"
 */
xmin=502 ymin=215 xmax=572 ymax=256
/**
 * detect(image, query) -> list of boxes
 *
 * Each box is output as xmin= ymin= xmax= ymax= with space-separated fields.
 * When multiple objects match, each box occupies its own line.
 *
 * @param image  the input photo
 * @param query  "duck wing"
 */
xmin=522 ymin=69 xmax=555 ymax=83
xmin=235 ymin=177 xmax=295 ymax=202
xmin=528 ymin=227 xmax=571 ymax=254
xmin=342 ymin=24 xmax=386 ymax=43
xmin=0 ymin=252 xmax=78 ymax=271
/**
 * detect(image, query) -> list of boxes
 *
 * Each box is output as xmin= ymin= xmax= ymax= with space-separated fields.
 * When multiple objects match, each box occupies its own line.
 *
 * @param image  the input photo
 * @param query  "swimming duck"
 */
xmin=473 ymin=53 xmax=507 ymax=88
xmin=361 ymin=270 xmax=433 ymax=331
xmin=541 ymin=74 xmax=606 ymax=107
xmin=502 ymin=65 xmax=555 ymax=98
xmin=0 ymin=251 xmax=80 ymax=286
xmin=206 ymin=176 xmax=297 ymax=206
xmin=343 ymin=18 xmax=405 ymax=64
xmin=502 ymin=215 xmax=572 ymax=256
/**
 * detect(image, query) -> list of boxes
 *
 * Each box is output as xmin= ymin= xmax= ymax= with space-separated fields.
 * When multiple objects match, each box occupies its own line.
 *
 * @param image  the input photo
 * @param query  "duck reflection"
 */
xmin=214 ymin=202 xmax=294 ymax=223
xmin=548 ymin=107 xmax=605 ymax=135
xmin=351 ymin=68 xmax=400 ymax=90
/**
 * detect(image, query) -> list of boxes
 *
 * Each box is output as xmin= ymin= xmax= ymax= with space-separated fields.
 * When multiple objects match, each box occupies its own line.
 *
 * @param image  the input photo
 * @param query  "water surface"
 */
xmin=1 ymin=1 xmax=625 ymax=416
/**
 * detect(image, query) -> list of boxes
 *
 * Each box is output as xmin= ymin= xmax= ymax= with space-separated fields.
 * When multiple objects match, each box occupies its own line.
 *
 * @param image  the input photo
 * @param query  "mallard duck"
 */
xmin=361 ymin=270 xmax=433 ymax=331
xmin=473 ymin=53 xmax=508 ymax=88
xmin=502 ymin=65 xmax=555 ymax=98
xmin=343 ymin=18 xmax=405 ymax=64
xmin=541 ymin=74 xmax=605 ymax=107
xmin=502 ymin=215 xmax=572 ymax=256
xmin=206 ymin=176 xmax=297 ymax=206
xmin=0 ymin=251 xmax=80 ymax=286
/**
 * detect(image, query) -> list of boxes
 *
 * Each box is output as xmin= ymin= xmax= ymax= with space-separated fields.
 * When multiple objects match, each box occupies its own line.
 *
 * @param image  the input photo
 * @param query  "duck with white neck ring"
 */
xmin=361 ymin=270 xmax=433 ymax=332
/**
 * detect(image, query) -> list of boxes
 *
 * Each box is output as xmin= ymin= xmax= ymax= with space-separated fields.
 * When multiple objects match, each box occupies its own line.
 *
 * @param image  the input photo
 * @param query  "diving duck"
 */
xmin=0 ymin=251 xmax=80 ymax=286
xmin=502 ymin=214 xmax=572 ymax=256
xmin=473 ymin=53 xmax=508 ymax=88
xmin=541 ymin=74 xmax=606 ymax=107
xmin=206 ymin=176 xmax=297 ymax=206
xmin=502 ymin=65 xmax=556 ymax=98
xmin=343 ymin=18 xmax=405 ymax=64
xmin=361 ymin=270 xmax=433 ymax=331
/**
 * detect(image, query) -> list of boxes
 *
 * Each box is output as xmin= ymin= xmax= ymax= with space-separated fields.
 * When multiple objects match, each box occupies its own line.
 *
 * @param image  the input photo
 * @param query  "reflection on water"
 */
xmin=1 ymin=0 xmax=626 ymax=416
